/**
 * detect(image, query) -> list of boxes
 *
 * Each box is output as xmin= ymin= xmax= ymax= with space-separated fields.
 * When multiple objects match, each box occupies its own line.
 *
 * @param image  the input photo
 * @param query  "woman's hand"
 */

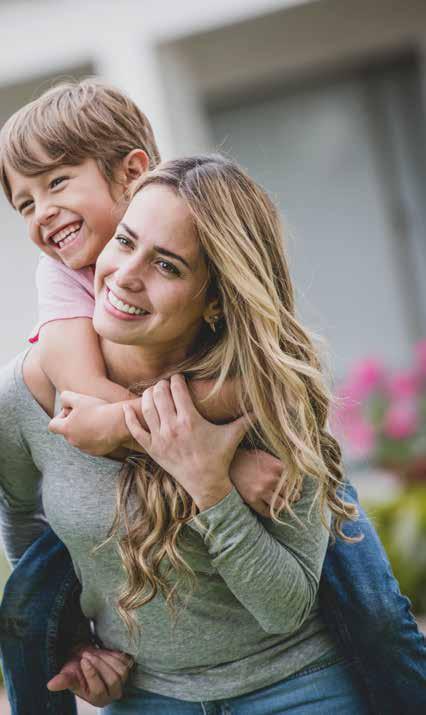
xmin=123 ymin=374 xmax=251 ymax=511
xmin=230 ymin=449 xmax=301 ymax=518
xmin=48 ymin=392 xmax=121 ymax=456
xmin=47 ymin=643 xmax=134 ymax=707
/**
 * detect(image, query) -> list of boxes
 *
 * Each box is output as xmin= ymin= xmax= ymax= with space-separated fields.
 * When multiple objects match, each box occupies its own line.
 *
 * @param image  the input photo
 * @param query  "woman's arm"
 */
xmin=123 ymin=374 xmax=330 ymax=635
xmin=188 ymin=478 xmax=329 ymax=634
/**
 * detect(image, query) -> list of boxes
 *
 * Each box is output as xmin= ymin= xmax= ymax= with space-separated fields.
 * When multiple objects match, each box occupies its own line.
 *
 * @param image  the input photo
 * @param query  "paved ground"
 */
xmin=1 ymin=617 xmax=426 ymax=713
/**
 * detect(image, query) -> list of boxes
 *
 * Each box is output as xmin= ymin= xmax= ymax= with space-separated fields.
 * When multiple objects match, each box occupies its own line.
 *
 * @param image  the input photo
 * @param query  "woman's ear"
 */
xmin=117 ymin=149 xmax=150 ymax=188
xmin=203 ymin=298 xmax=222 ymax=332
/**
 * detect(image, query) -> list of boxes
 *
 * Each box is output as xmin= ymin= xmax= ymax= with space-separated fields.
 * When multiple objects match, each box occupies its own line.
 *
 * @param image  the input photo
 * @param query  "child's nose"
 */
xmin=35 ymin=201 xmax=59 ymax=227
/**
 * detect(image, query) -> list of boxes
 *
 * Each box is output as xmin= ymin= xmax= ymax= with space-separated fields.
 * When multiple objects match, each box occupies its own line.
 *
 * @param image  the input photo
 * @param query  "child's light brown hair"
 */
xmin=0 ymin=77 xmax=161 ymax=204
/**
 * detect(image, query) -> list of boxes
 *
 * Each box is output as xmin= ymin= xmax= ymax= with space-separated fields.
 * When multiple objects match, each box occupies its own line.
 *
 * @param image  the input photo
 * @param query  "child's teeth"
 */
xmin=60 ymin=234 xmax=76 ymax=247
xmin=53 ymin=222 xmax=81 ymax=247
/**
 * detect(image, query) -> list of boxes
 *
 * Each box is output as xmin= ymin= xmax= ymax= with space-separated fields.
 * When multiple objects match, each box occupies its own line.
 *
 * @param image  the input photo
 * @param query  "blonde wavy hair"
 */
xmin=100 ymin=154 xmax=359 ymax=635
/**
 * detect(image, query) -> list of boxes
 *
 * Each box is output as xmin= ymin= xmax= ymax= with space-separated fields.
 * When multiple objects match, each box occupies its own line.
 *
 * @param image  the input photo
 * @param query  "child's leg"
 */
xmin=320 ymin=481 xmax=426 ymax=715
xmin=0 ymin=527 xmax=88 ymax=715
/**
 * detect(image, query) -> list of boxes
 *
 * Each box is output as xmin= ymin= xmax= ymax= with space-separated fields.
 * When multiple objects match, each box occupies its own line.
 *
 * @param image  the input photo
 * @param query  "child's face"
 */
xmin=7 ymin=158 xmax=125 ymax=269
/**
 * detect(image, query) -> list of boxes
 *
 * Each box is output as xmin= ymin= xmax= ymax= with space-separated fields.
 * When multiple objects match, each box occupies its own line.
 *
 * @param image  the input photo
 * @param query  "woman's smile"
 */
xmin=104 ymin=287 xmax=150 ymax=321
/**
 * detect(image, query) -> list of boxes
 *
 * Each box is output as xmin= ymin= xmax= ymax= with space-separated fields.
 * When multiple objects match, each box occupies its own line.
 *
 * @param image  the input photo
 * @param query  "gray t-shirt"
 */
xmin=0 ymin=352 xmax=337 ymax=700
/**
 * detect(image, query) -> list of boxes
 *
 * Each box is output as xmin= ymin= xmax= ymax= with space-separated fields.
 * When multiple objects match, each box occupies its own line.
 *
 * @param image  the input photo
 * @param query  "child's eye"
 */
xmin=49 ymin=176 xmax=67 ymax=189
xmin=18 ymin=199 xmax=33 ymax=214
xmin=115 ymin=234 xmax=133 ymax=248
xmin=157 ymin=260 xmax=180 ymax=277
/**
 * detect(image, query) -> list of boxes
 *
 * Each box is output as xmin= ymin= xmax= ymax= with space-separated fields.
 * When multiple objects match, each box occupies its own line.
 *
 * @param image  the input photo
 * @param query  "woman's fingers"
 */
xmin=141 ymin=388 xmax=160 ymax=432
xmin=169 ymin=374 xmax=197 ymax=416
xmin=152 ymin=380 xmax=177 ymax=423
xmin=123 ymin=405 xmax=151 ymax=450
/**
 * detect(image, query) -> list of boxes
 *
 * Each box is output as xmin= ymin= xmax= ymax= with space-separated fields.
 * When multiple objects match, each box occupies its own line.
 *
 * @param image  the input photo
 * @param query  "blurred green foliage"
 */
xmin=368 ymin=486 xmax=426 ymax=614
xmin=0 ymin=549 xmax=10 ymax=596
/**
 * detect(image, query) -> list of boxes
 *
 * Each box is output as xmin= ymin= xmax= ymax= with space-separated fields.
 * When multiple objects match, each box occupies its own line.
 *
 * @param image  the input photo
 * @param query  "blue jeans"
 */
xmin=320 ymin=483 xmax=426 ymax=713
xmin=1 ymin=483 xmax=425 ymax=715
xmin=0 ymin=529 xmax=91 ymax=715
xmin=103 ymin=657 xmax=368 ymax=714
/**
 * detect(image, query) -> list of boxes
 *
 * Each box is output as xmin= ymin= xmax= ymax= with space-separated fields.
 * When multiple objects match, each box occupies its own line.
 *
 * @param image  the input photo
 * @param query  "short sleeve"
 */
xmin=31 ymin=255 xmax=95 ymax=340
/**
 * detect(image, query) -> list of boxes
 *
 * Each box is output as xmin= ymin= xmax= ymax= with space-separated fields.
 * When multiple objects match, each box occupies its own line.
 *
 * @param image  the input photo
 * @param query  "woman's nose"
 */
xmin=115 ymin=263 xmax=146 ymax=292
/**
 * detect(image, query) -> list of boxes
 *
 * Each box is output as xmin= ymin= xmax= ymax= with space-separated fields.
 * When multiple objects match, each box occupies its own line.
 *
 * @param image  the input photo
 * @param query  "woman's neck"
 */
xmin=100 ymin=338 xmax=189 ymax=388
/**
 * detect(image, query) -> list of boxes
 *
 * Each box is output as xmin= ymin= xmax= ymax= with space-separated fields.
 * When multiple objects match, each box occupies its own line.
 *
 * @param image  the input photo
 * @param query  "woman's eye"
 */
xmin=50 ymin=176 xmax=67 ymax=189
xmin=157 ymin=260 xmax=180 ymax=276
xmin=115 ymin=234 xmax=132 ymax=248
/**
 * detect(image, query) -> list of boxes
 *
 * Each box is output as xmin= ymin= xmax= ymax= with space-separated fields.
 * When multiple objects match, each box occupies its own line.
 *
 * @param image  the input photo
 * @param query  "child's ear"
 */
xmin=119 ymin=149 xmax=150 ymax=187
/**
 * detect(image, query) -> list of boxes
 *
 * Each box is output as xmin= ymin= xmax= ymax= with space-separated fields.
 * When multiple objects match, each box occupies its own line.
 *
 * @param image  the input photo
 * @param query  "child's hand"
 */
xmin=48 ymin=391 xmax=119 ymax=456
xmin=229 ymin=449 xmax=301 ymax=518
xmin=47 ymin=643 xmax=134 ymax=707
xmin=123 ymin=374 xmax=252 ymax=511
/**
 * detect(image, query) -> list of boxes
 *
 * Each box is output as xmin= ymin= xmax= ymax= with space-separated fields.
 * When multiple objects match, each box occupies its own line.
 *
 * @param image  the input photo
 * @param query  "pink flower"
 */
xmin=331 ymin=406 xmax=375 ymax=457
xmin=345 ymin=358 xmax=387 ymax=401
xmin=387 ymin=370 xmax=419 ymax=400
xmin=384 ymin=402 xmax=419 ymax=440
xmin=339 ymin=414 xmax=376 ymax=457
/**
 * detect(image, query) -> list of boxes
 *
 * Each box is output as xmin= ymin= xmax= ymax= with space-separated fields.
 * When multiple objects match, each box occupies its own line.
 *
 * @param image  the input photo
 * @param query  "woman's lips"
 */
xmin=103 ymin=288 xmax=150 ymax=321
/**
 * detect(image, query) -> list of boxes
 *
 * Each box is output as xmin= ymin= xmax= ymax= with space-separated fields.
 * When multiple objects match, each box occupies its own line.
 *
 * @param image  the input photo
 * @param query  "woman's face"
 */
xmin=93 ymin=185 xmax=211 ymax=355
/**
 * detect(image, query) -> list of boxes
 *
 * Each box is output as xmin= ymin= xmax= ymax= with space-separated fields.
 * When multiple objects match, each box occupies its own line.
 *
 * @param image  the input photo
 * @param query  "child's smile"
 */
xmin=46 ymin=220 xmax=83 ymax=251
xmin=6 ymin=158 xmax=125 ymax=270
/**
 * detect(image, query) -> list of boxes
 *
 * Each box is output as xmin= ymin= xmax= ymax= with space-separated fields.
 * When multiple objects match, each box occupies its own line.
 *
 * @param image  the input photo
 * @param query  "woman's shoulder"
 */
xmin=0 ymin=347 xmax=54 ymax=419
xmin=21 ymin=345 xmax=55 ymax=417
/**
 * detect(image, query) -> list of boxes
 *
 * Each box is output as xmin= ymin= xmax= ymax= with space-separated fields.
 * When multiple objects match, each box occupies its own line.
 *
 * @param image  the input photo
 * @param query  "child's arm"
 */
xmin=38 ymin=318 xmax=133 ymax=402
xmin=48 ymin=373 xmax=240 ymax=456
xmin=40 ymin=317 xmax=239 ymax=418
xmin=34 ymin=255 xmax=131 ymax=402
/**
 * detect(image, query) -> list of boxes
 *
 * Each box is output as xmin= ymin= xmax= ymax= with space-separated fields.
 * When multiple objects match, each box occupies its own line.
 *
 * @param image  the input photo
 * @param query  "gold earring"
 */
xmin=206 ymin=315 xmax=220 ymax=333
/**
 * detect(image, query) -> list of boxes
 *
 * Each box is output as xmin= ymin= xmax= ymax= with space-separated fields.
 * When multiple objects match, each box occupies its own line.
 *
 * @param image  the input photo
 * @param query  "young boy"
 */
xmin=0 ymin=79 xmax=425 ymax=715
xmin=2 ymin=80 xmax=235 ymax=447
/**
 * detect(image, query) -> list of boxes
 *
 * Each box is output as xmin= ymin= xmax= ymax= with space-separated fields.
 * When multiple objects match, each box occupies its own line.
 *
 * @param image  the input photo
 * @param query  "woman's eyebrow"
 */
xmin=119 ymin=221 xmax=192 ymax=270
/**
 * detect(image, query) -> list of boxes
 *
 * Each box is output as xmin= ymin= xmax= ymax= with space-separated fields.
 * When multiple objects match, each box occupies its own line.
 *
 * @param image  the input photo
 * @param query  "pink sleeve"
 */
xmin=29 ymin=256 xmax=95 ymax=342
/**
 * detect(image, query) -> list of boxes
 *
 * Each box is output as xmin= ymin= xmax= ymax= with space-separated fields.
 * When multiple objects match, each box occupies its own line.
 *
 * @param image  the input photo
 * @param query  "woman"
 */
xmin=2 ymin=154 xmax=370 ymax=712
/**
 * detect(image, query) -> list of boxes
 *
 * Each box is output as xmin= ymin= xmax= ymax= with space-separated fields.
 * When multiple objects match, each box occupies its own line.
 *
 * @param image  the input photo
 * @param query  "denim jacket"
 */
xmin=1 ymin=483 xmax=425 ymax=715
